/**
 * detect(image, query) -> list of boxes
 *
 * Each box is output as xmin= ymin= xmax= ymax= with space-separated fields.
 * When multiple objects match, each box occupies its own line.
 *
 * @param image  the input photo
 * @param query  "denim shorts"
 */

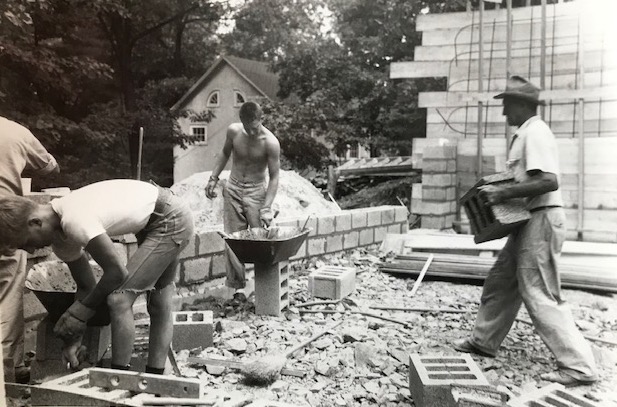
xmin=114 ymin=186 xmax=194 ymax=292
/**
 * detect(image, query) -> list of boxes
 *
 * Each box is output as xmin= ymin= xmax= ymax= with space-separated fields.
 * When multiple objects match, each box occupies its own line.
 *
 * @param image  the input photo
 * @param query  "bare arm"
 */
xmin=66 ymin=254 xmax=98 ymax=301
xmin=79 ymin=234 xmax=129 ymax=309
xmin=263 ymin=135 xmax=281 ymax=209
xmin=211 ymin=126 xmax=235 ymax=179
xmin=480 ymin=170 xmax=558 ymax=205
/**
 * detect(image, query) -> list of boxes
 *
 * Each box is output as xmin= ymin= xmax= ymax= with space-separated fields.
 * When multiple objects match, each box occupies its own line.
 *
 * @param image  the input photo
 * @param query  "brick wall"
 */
xmin=176 ymin=205 xmax=408 ymax=288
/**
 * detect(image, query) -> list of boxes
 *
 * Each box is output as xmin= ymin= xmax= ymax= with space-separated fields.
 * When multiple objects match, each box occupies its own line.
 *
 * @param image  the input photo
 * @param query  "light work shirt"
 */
xmin=0 ymin=116 xmax=58 ymax=196
xmin=51 ymin=180 xmax=158 ymax=262
xmin=507 ymin=115 xmax=564 ymax=211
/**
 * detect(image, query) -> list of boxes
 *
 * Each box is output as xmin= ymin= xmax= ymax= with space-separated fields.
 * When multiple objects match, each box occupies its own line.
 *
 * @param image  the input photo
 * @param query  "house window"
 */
xmin=347 ymin=143 xmax=359 ymax=158
xmin=190 ymin=125 xmax=207 ymax=145
xmin=234 ymin=91 xmax=245 ymax=106
xmin=207 ymin=91 xmax=219 ymax=107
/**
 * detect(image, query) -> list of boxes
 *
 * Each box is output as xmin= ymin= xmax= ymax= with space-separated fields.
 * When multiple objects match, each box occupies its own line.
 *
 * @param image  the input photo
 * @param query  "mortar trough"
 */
xmin=220 ymin=226 xmax=310 ymax=264
xmin=26 ymin=260 xmax=111 ymax=326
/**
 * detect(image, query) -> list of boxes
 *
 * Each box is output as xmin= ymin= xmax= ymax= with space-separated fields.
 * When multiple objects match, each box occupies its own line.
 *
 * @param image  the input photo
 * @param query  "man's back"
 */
xmin=0 ymin=117 xmax=57 ymax=195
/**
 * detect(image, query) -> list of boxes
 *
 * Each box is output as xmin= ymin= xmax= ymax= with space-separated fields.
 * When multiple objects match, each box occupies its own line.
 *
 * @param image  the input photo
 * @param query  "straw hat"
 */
xmin=494 ymin=75 xmax=546 ymax=106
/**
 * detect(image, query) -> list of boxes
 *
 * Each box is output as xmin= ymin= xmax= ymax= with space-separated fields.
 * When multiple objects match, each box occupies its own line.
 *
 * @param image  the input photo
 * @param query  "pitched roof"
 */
xmin=170 ymin=55 xmax=280 ymax=112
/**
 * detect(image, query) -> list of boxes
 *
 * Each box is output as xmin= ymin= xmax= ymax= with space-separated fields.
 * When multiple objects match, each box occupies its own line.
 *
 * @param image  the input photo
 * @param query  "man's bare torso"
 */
xmin=228 ymin=122 xmax=274 ymax=183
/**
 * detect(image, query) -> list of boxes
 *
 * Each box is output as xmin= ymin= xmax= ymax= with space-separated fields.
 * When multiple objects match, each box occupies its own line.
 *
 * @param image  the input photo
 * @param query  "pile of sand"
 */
xmin=171 ymin=170 xmax=340 ymax=233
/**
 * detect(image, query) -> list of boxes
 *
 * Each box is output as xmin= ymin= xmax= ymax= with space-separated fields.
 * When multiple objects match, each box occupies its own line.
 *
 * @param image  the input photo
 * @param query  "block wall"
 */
xmin=176 ymin=205 xmax=408 ymax=287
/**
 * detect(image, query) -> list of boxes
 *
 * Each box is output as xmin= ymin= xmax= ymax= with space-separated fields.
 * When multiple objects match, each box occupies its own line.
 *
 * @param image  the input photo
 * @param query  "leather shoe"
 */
xmin=540 ymin=370 xmax=597 ymax=387
xmin=453 ymin=338 xmax=496 ymax=358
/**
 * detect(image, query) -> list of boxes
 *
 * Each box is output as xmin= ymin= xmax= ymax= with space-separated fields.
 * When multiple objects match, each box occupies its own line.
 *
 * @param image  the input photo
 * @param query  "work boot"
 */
xmin=540 ymin=370 xmax=597 ymax=387
xmin=453 ymin=338 xmax=496 ymax=358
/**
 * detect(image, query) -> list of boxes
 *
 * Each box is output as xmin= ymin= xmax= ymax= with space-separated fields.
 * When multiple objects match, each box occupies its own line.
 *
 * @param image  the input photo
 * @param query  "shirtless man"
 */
xmin=205 ymin=101 xmax=281 ymax=301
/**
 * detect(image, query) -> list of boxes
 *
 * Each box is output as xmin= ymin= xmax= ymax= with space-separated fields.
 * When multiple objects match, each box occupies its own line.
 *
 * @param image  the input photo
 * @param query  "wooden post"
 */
xmin=540 ymin=0 xmax=547 ymax=119
xmin=576 ymin=8 xmax=585 ymax=240
xmin=136 ymin=127 xmax=144 ymax=180
xmin=505 ymin=0 xmax=513 ymax=159
xmin=327 ymin=165 xmax=338 ymax=199
xmin=477 ymin=0 xmax=485 ymax=179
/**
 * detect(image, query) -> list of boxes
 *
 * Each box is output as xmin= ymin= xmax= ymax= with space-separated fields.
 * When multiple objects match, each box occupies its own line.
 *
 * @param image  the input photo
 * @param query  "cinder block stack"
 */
xmin=254 ymin=261 xmax=290 ymax=317
xmin=412 ymin=146 xmax=458 ymax=230
xmin=172 ymin=310 xmax=214 ymax=350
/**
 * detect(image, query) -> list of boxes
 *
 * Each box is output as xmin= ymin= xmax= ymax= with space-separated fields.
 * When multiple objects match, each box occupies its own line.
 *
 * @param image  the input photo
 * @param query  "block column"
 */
xmin=412 ymin=145 xmax=458 ymax=230
xmin=254 ymin=261 xmax=289 ymax=317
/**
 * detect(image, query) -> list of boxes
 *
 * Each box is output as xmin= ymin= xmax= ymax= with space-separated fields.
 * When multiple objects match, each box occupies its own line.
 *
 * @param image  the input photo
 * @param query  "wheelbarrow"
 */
xmin=218 ymin=225 xmax=311 ymax=316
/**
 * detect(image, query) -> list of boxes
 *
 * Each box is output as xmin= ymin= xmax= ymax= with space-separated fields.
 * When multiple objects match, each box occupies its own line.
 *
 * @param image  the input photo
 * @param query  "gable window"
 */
xmin=207 ymin=91 xmax=219 ymax=107
xmin=190 ymin=125 xmax=207 ymax=145
xmin=234 ymin=91 xmax=245 ymax=106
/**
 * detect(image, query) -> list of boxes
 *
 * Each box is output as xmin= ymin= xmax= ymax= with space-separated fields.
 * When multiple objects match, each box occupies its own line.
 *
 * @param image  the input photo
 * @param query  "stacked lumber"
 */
xmin=379 ymin=252 xmax=617 ymax=293
xmin=379 ymin=230 xmax=617 ymax=292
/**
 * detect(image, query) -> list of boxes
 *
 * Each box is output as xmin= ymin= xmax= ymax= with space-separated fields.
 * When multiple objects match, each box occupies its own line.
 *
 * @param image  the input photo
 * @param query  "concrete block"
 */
xmin=423 ymin=174 xmax=456 ymax=187
xmin=308 ymin=266 xmax=356 ymax=300
xmin=307 ymin=237 xmax=326 ymax=256
xmin=387 ymin=224 xmax=402 ymax=234
xmin=343 ymin=231 xmax=359 ymax=249
xmin=182 ymin=257 xmax=211 ymax=284
xmin=394 ymin=206 xmax=407 ymax=223
xmin=367 ymin=209 xmax=382 ymax=227
xmin=351 ymin=211 xmax=368 ymax=228
xmin=374 ymin=226 xmax=388 ymax=243
xmin=317 ymin=215 xmax=336 ymax=235
xmin=172 ymin=310 xmax=214 ymax=350
xmin=359 ymin=228 xmax=374 ymax=246
xmin=421 ymin=215 xmax=449 ymax=230
xmin=254 ymin=261 xmax=289 ymax=316
xmin=460 ymin=172 xmax=531 ymax=243
xmin=409 ymin=354 xmax=489 ymax=407
xmin=423 ymin=201 xmax=455 ymax=216
xmin=179 ymin=233 xmax=198 ymax=260
xmin=412 ymin=183 xmax=423 ymax=199
xmin=209 ymin=254 xmax=227 ymax=279
xmin=508 ymin=383 xmax=601 ymax=407
xmin=423 ymin=159 xmax=453 ymax=173
xmin=197 ymin=231 xmax=226 ymax=255
xmin=412 ymin=198 xmax=427 ymax=214
xmin=384 ymin=207 xmax=397 ymax=224
xmin=335 ymin=213 xmax=352 ymax=232
xmin=423 ymin=146 xmax=457 ymax=159
xmin=423 ymin=186 xmax=457 ymax=201
xmin=326 ymin=234 xmax=343 ymax=253
xmin=400 ymin=222 xmax=409 ymax=234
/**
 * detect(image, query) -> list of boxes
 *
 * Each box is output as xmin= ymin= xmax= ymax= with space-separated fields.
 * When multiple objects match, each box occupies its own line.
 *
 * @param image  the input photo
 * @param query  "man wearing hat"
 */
xmin=453 ymin=76 xmax=598 ymax=386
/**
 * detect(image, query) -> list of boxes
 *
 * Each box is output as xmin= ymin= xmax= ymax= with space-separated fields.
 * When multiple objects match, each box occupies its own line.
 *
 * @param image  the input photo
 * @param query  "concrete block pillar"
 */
xmin=254 ymin=261 xmax=289 ymax=317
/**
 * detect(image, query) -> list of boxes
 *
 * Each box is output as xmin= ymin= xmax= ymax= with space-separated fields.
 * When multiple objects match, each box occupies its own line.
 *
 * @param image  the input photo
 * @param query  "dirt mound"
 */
xmin=171 ymin=170 xmax=340 ymax=233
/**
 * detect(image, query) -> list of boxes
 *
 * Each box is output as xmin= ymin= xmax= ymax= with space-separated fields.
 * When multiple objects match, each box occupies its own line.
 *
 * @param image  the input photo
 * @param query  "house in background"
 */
xmin=171 ymin=55 xmax=371 ymax=183
xmin=170 ymin=55 xmax=281 ymax=182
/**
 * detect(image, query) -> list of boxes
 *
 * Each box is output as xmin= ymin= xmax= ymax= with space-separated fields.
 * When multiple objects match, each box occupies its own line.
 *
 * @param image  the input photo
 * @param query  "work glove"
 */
xmin=61 ymin=336 xmax=88 ymax=370
xmin=259 ymin=207 xmax=274 ymax=228
xmin=205 ymin=176 xmax=218 ymax=199
xmin=54 ymin=301 xmax=95 ymax=342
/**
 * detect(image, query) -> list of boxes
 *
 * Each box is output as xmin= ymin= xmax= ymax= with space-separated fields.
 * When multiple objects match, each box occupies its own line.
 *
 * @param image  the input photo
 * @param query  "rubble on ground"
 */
xmin=163 ymin=247 xmax=617 ymax=407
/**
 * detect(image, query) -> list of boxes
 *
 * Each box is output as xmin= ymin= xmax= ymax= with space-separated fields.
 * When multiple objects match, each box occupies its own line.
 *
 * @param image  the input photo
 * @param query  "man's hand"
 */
xmin=205 ymin=176 xmax=218 ymax=199
xmin=259 ymin=207 xmax=274 ymax=228
xmin=61 ymin=336 xmax=88 ymax=370
xmin=54 ymin=301 xmax=95 ymax=341
xmin=478 ymin=184 xmax=508 ymax=205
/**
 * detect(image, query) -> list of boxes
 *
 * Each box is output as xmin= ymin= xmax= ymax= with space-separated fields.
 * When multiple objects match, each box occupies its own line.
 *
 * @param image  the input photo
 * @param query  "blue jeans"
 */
xmin=115 ymin=186 xmax=194 ymax=293
xmin=470 ymin=207 xmax=597 ymax=381
xmin=223 ymin=177 xmax=266 ymax=289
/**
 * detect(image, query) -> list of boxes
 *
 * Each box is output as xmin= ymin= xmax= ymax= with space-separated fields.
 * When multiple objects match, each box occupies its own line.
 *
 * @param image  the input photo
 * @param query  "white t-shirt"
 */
xmin=507 ymin=115 xmax=564 ymax=210
xmin=51 ymin=180 xmax=158 ymax=262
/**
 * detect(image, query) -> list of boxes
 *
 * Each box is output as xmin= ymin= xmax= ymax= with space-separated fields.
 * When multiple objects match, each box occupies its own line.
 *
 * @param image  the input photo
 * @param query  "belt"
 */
xmin=529 ymin=205 xmax=561 ymax=213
